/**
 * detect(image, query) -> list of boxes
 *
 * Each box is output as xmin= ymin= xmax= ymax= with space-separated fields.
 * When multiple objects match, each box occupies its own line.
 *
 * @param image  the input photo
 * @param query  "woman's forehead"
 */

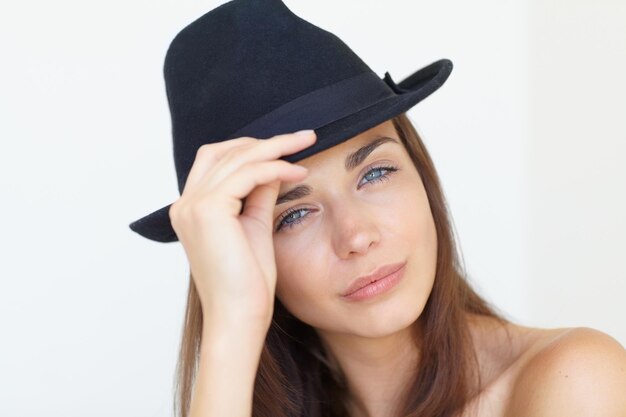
xmin=298 ymin=120 xmax=399 ymax=168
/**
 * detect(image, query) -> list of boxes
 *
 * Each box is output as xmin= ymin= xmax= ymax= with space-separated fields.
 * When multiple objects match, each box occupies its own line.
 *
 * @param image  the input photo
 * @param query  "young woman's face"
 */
xmin=272 ymin=119 xmax=437 ymax=337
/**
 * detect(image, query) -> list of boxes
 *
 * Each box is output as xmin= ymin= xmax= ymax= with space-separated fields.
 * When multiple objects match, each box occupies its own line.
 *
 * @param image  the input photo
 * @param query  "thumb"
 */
xmin=239 ymin=179 xmax=282 ymax=281
xmin=240 ymin=179 xmax=281 ymax=232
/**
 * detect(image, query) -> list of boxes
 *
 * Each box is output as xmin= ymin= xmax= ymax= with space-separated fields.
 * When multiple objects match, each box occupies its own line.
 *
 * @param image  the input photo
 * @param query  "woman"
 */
xmin=128 ymin=1 xmax=626 ymax=416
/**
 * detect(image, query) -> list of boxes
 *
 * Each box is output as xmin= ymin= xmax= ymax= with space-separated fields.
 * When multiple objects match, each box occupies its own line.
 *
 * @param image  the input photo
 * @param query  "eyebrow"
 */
xmin=275 ymin=135 xmax=400 ymax=206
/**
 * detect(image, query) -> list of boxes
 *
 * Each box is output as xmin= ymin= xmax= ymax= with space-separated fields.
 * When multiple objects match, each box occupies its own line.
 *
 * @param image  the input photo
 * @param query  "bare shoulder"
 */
xmin=505 ymin=327 xmax=626 ymax=417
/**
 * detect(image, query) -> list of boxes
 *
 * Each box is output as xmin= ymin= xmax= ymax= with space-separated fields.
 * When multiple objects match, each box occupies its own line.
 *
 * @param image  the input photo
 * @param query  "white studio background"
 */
xmin=0 ymin=0 xmax=624 ymax=415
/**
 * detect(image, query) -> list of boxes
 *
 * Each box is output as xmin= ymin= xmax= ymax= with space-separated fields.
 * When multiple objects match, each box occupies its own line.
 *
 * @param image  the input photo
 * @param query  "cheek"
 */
xmin=375 ymin=175 xmax=429 ymax=244
xmin=274 ymin=238 xmax=329 ymax=314
xmin=409 ymin=181 xmax=438 ymax=290
xmin=386 ymin=173 xmax=438 ymax=280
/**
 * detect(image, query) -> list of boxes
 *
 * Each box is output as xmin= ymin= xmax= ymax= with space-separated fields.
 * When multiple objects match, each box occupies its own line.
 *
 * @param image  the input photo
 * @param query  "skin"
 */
xmin=272 ymin=119 xmax=435 ymax=416
xmin=270 ymin=120 xmax=626 ymax=417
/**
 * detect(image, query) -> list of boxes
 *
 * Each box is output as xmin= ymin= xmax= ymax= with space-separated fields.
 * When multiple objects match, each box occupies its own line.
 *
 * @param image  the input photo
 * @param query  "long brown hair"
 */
xmin=172 ymin=112 xmax=511 ymax=417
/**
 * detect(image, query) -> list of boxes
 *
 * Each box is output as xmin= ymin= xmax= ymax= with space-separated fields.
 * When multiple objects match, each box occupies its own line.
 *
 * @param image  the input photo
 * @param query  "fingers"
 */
xmin=200 ymin=130 xmax=316 ymax=191
xmin=182 ymin=136 xmax=257 ymax=196
xmin=183 ymin=130 xmax=316 ymax=196
xmin=211 ymin=159 xmax=308 ymax=217
xmin=241 ymin=179 xmax=282 ymax=225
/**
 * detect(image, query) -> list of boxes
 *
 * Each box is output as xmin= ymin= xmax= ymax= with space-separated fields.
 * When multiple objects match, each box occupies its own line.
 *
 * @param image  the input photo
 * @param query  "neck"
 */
xmin=316 ymin=317 xmax=425 ymax=417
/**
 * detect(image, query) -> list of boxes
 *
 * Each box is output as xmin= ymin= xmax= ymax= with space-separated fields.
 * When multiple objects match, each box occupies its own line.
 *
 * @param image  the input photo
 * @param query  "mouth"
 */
xmin=342 ymin=261 xmax=407 ymax=297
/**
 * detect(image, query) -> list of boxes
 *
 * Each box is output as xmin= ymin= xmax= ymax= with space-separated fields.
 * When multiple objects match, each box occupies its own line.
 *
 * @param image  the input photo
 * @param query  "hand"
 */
xmin=168 ymin=130 xmax=316 ymax=332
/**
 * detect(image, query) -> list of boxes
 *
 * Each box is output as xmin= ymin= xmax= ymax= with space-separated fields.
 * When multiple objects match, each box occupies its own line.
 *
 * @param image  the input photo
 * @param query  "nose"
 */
xmin=330 ymin=200 xmax=381 ymax=258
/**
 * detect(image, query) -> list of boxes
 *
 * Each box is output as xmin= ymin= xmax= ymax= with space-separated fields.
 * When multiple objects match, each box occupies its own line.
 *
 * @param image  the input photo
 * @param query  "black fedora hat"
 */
xmin=129 ymin=0 xmax=453 ymax=243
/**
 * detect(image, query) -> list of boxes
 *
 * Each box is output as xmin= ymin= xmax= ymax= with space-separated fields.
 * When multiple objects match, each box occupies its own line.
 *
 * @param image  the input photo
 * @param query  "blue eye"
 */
xmin=275 ymin=164 xmax=399 ymax=232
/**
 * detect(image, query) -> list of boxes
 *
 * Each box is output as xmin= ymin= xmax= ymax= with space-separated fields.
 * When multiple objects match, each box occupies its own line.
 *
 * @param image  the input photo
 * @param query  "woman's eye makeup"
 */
xmin=274 ymin=164 xmax=399 ymax=232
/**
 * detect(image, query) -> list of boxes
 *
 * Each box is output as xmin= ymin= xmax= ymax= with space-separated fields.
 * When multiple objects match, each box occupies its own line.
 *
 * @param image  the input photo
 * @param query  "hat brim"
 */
xmin=128 ymin=58 xmax=453 ymax=242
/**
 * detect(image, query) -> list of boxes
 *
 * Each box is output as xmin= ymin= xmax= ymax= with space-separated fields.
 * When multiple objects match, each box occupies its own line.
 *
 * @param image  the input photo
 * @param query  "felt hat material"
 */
xmin=129 ymin=0 xmax=453 ymax=242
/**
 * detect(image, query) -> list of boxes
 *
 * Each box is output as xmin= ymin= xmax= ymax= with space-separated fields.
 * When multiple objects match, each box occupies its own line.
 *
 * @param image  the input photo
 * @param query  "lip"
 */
xmin=341 ymin=261 xmax=406 ymax=298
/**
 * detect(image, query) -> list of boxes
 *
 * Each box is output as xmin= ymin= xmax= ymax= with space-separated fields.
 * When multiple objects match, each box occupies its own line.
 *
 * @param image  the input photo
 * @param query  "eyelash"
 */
xmin=275 ymin=164 xmax=399 ymax=232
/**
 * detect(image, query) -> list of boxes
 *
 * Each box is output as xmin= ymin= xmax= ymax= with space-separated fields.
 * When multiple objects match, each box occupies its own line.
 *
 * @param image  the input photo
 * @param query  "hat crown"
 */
xmin=164 ymin=0 xmax=376 ymax=192
xmin=128 ymin=0 xmax=453 ymax=242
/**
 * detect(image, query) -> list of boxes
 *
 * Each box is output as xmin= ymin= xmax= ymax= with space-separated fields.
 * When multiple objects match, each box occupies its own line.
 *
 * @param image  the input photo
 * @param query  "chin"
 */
xmin=337 ymin=291 xmax=428 ymax=338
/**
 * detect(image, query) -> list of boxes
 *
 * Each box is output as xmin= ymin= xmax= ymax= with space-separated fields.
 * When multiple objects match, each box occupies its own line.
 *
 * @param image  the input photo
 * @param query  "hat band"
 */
xmin=226 ymin=71 xmax=399 ymax=140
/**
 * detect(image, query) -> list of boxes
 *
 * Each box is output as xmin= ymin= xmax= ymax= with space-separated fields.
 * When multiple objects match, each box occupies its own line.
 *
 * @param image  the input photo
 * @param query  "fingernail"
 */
xmin=295 ymin=129 xmax=314 ymax=136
